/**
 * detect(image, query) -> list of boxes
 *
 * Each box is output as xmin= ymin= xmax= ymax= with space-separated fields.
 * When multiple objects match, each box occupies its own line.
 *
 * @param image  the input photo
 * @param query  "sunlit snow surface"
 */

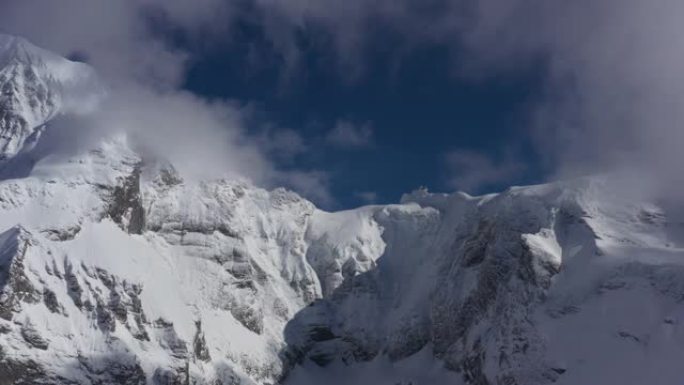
xmin=1 ymin=33 xmax=684 ymax=385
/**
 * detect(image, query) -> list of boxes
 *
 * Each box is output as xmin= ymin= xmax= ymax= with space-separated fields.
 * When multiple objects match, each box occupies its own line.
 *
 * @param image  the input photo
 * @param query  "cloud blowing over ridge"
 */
xmin=1 ymin=0 xmax=683 ymax=203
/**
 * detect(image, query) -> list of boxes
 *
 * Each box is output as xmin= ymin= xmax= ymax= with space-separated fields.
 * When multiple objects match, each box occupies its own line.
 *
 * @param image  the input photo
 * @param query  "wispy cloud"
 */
xmin=255 ymin=125 xmax=308 ymax=163
xmin=325 ymin=120 xmax=373 ymax=149
xmin=275 ymin=170 xmax=334 ymax=208
xmin=253 ymin=0 xmax=684 ymax=201
xmin=354 ymin=191 xmax=379 ymax=204
xmin=444 ymin=149 xmax=526 ymax=194
xmin=5 ymin=0 xmax=684 ymax=205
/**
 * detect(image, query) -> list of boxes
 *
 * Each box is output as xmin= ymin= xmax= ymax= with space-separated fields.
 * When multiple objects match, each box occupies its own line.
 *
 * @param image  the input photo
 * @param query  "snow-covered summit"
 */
xmin=0 ymin=34 xmax=103 ymax=160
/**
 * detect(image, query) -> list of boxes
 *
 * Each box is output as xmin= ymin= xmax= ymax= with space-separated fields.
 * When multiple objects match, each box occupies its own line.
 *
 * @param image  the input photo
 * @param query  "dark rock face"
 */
xmin=153 ymin=367 xmax=187 ymax=385
xmin=64 ymin=258 xmax=84 ymax=309
xmin=0 ymin=353 xmax=146 ymax=385
xmin=91 ymin=267 xmax=149 ymax=339
xmin=107 ymin=164 xmax=145 ymax=234
xmin=228 ymin=297 xmax=264 ymax=335
xmin=40 ymin=225 xmax=82 ymax=241
xmin=76 ymin=354 xmax=147 ymax=385
xmin=212 ymin=249 xmax=268 ymax=335
xmin=155 ymin=318 xmax=189 ymax=360
xmin=0 ymin=227 xmax=40 ymax=320
xmin=193 ymin=320 xmax=211 ymax=362
xmin=385 ymin=317 xmax=431 ymax=361
xmin=155 ymin=166 xmax=183 ymax=188
xmin=20 ymin=320 xmax=49 ymax=350
xmin=0 ymin=356 xmax=48 ymax=385
xmin=42 ymin=288 xmax=63 ymax=314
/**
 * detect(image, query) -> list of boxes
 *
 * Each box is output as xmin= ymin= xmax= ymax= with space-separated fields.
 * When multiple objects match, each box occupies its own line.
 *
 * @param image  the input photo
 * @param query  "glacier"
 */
xmin=0 ymin=34 xmax=683 ymax=385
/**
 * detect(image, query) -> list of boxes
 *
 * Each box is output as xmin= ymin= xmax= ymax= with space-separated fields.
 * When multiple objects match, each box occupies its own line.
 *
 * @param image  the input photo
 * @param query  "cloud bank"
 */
xmin=2 ymin=0 xmax=683 ymax=204
xmin=458 ymin=0 xmax=684 ymax=200
xmin=0 ymin=0 xmax=332 ymax=203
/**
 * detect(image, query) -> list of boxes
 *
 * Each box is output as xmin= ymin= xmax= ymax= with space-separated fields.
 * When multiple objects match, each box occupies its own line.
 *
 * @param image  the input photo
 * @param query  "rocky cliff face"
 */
xmin=284 ymin=183 xmax=684 ymax=385
xmin=1 ymin=35 xmax=684 ymax=385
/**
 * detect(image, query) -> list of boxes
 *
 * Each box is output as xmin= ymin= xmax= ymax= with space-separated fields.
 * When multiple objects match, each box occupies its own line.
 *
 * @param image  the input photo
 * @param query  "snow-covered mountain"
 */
xmin=1 ymin=35 xmax=684 ymax=385
xmin=0 ymin=35 xmax=102 ymax=161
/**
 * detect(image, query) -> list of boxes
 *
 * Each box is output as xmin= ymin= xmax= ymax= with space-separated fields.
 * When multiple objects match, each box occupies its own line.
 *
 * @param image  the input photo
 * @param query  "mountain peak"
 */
xmin=0 ymin=34 xmax=103 ymax=161
xmin=0 ymin=34 xmax=46 ymax=65
xmin=0 ymin=34 xmax=81 ymax=73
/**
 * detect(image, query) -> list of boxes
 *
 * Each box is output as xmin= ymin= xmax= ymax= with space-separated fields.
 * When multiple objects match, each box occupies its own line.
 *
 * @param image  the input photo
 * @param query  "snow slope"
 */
xmin=1 ymin=34 xmax=684 ymax=385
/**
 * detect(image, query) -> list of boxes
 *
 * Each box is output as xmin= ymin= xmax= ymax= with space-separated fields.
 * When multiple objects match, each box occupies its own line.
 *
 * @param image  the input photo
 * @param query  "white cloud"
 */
xmin=325 ymin=120 xmax=373 ymax=148
xmin=274 ymin=170 xmax=335 ymax=208
xmin=0 ymin=0 xmax=337 ymax=205
xmin=255 ymin=126 xmax=308 ymax=163
xmin=93 ymin=86 xmax=273 ymax=183
xmin=451 ymin=0 xmax=684 ymax=201
xmin=354 ymin=191 xmax=378 ymax=204
xmin=444 ymin=149 xmax=526 ymax=194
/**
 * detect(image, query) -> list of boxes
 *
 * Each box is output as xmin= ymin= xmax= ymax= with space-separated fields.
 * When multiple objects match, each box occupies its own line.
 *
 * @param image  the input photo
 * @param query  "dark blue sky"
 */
xmin=180 ymin=20 xmax=547 ymax=208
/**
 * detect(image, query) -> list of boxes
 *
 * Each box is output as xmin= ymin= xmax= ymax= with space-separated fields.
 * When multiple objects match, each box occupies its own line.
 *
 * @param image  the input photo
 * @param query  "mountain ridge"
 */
xmin=0 ymin=34 xmax=683 ymax=385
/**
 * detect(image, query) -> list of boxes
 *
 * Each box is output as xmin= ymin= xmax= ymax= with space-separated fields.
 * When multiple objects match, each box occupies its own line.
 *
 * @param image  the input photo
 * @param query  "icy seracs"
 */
xmin=1 ymin=35 xmax=684 ymax=385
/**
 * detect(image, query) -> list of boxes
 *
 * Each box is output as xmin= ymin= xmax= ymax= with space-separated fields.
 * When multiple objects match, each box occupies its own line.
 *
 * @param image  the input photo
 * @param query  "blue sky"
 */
xmin=6 ymin=0 xmax=681 ymax=209
xmin=180 ymin=20 xmax=547 ymax=208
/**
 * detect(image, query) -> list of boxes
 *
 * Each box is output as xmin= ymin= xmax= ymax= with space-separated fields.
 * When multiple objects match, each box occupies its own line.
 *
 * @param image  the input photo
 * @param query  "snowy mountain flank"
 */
xmin=1 ymin=35 xmax=684 ymax=385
